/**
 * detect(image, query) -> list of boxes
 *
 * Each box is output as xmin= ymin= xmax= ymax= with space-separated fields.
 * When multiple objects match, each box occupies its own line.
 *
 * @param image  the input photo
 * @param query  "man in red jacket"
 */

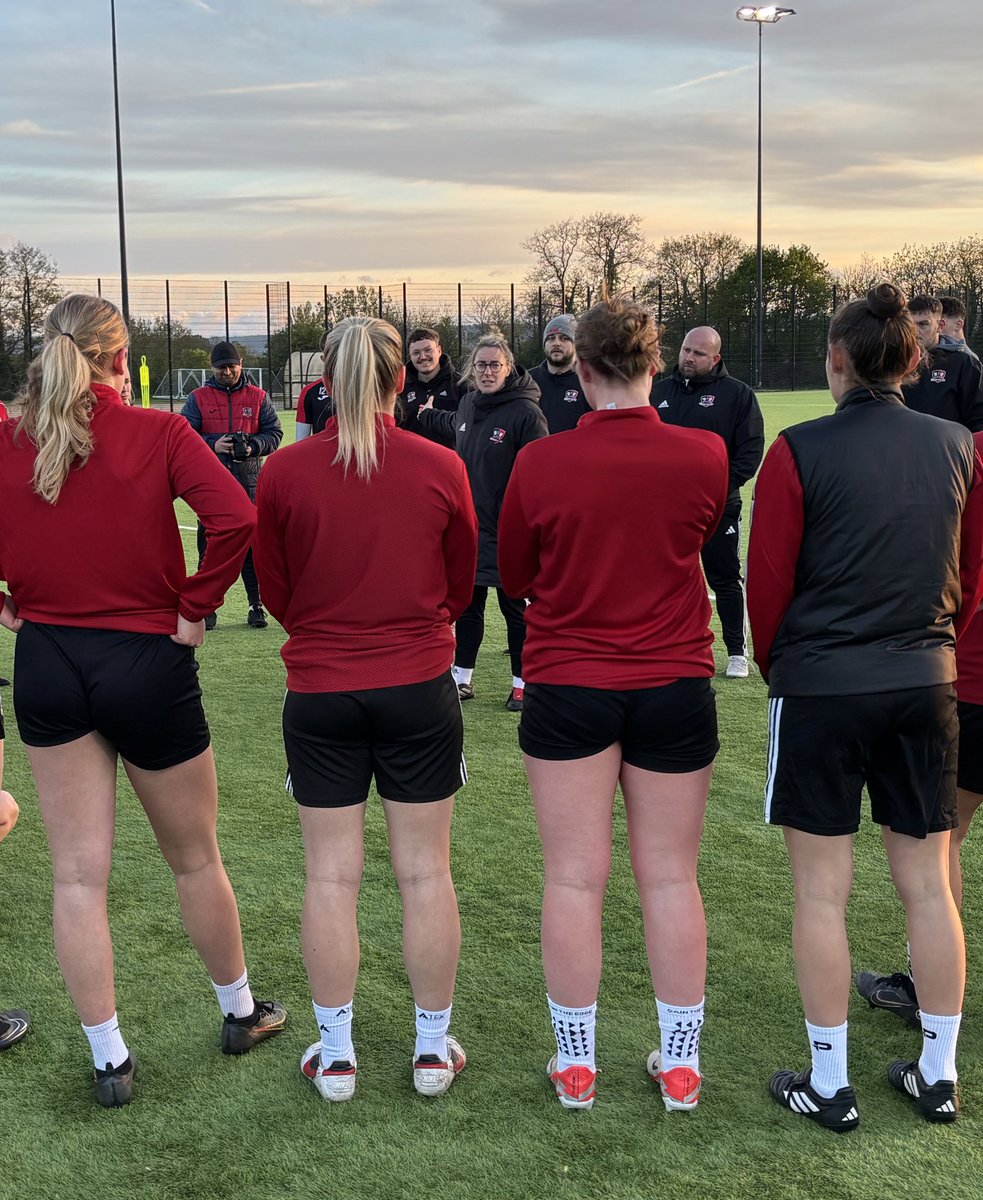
xmin=182 ymin=342 xmax=283 ymax=629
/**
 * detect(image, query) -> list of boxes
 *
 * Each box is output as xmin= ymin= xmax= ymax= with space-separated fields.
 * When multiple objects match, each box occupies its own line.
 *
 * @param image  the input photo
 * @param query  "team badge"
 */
xmin=931 ymin=370 xmax=947 ymax=383
xmin=490 ymin=427 xmax=506 ymax=444
xmin=439 ymin=390 xmax=447 ymax=397
xmin=699 ymin=394 xmax=716 ymax=407
xmin=242 ymin=407 xmax=253 ymax=416
xmin=564 ymin=389 xmax=580 ymax=403
xmin=407 ymin=390 xmax=417 ymax=402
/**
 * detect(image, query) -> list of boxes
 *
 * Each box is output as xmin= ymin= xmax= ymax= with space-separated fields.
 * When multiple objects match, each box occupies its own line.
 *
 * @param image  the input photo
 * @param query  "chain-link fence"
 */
xmin=4 ymin=275 xmax=980 ymax=406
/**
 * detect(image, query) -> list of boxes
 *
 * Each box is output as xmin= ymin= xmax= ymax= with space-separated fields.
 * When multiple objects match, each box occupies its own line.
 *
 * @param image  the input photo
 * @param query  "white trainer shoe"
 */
xmin=413 ymin=1034 xmax=467 ymax=1096
xmin=725 ymin=655 xmax=749 ymax=678
xmin=301 ymin=1043 xmax=357 ymax=1102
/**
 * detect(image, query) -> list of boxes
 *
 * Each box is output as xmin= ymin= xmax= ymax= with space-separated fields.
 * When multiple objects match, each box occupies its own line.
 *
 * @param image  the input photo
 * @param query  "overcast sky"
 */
xmin=2 ymin=0 xmax=981 ymax=286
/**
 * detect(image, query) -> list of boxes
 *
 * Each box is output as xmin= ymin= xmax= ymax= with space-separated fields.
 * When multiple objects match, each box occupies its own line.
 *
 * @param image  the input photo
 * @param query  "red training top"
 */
xmin=0 ymin=383 xmax=256 ymax=631
xmin=254 ymin=414 xmax=478 ymax=692
xmin=0 ymin=403 xmax=8 ymax=422
xmin=498 ymin=406 xmax=729 ymax=688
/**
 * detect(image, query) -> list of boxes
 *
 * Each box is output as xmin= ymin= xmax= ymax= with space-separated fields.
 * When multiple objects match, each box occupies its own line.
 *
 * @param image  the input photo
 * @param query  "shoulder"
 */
xmin=667 ymin=423 xmax=729 ymax=466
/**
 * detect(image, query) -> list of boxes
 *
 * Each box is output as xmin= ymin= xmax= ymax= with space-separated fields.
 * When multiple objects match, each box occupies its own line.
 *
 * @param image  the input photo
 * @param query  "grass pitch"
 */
xmin=0 ymin=393 xmax=981 ymax=1200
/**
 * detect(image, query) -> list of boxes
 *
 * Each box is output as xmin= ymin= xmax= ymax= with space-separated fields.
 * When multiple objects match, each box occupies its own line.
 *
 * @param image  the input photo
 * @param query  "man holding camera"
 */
xmin=182 ymin=342 xmax=283 ymax=629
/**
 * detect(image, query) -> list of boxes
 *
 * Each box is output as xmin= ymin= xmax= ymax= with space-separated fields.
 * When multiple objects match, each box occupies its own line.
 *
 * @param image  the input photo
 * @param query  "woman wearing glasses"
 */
xmin=418 ymin=334 xmax=547 ymax=710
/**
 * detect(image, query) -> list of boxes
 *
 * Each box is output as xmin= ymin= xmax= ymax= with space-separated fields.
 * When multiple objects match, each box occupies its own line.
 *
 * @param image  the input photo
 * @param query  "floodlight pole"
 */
xmin=111 ymin=0 xmax=130 ymax=325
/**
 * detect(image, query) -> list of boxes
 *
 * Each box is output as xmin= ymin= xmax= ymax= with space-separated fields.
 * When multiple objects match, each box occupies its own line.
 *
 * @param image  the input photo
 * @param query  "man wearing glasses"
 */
xmin=182 ymin=341 xmax=283 ymax=629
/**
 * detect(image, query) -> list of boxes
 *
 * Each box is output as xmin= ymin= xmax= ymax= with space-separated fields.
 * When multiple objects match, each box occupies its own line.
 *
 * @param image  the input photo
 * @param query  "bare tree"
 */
xmin=578 ymin=211 xmax=654 ymax=296
xmin=651 ymin=231 xmax=747 ymax=319
xmin=834 ymin=254 xmax=884 ymax=301
xmin=521 ymin=218 xmax=586 ymax=313
xmin=0 ymin=241 xmax=60 ymax=399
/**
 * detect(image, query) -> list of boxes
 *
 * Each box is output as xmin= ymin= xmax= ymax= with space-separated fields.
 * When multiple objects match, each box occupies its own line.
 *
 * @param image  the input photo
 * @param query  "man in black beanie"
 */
xmin=182 ymin=342 xmax=283 ymax=629
xmin=530 ymin=314 xmax=590 ymax=434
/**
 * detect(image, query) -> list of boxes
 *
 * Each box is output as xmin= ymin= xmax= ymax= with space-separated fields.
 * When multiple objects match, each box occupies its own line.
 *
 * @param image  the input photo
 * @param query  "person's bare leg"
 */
xmin=382 ymin=796 xmax=459 ymax=1011
xmin=28 ymin=735 xmax=119 ymax=1025
xmin=884 ymin=828 xmax=964 ymax=1016
xmin=948 ymin=787 xmax=983 ymax=911
xmin=621 ymin=763 xmax=712 ymax=1006
xmin=296 ymin=803 xmax=366 ymax=1006
xmin=782 ymin=829 xmax=855 ymax=1026
xmin=125 ymin=748 xmax=246 ymax=986
xmin=525 ymin=748 xmax=622 ymax=1006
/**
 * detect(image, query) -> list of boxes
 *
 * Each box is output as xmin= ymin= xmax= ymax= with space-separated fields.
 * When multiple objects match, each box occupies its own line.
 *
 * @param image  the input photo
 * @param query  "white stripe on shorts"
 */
xmin=459 ymin=754 xmax=468 ymax=789
xmin=764 ymin=696 xmax=783 ymax=824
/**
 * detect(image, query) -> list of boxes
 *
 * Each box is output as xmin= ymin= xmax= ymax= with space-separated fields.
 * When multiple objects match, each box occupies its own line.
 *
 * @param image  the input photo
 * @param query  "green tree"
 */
xmin=0 ymin=242 xmax=60 ymax=400
xmin=128 ymin=315 xmax=213 ymax=394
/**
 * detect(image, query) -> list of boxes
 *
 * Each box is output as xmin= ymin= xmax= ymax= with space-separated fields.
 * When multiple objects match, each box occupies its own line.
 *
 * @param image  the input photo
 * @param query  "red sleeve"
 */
xmin=498 ymin=454 xmax=540 ymax=599
xmin=166 ymin=418 xmax=257 ymax=621
xmin=253 ymin=464 xmax=291 ymax=627
xmin=296 ymin=386 xmax=309 ymax=425
xmin=0 ymin=403 xmax=8 ymax=422
xmin=955 ymin=437 xmax=983 ymax=639
xmin=747 ymin=434 xmax=805 ymax=682
xmin=443 ymin=460 xmax=479 ymax=621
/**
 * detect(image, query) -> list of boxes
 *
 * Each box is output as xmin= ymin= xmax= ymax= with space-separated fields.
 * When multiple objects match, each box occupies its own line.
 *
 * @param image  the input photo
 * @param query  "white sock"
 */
xmin=512 ymin=676 xmax=525 ymax=690
xmin=919 ymin=1011 xmax=961 ymax=1085
xmin=548 ymin=996 xmax=596 ymax=1072
xmin=414 ymin=1003 xmax=452 ymax=1060
xmin=82 ymin=1013 xmax=129 ymax=1072
xmin=452 ymin=665 xmax=473 ymax=686
xmin=213 ymin=970 xmax=254 ymax=1020
xmin=658 ymin=998 xmax=704 ymax=1071
xmin=313 ymin=999 xmax=355 ymax=1066
xmin=806 ymin=1019 xmax=849 ymax=1098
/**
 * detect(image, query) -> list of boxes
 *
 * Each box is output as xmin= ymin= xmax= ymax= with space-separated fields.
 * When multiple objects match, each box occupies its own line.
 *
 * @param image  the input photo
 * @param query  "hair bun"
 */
xmin=866 ymin=282 xmax=905 ymax=319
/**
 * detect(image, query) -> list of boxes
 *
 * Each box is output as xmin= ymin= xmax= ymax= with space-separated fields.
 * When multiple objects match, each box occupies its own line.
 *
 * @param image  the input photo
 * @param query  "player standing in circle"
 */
xmin=748 ymin=283 xmax=983 ymax=1131
xmin=255 ymin=316 xmax=478 ymax=1103
xmin=0 ymin=295 xmax=287 ymax=1106
xmin=417 ymin=334 xmax=547 ymax=711
xmin=499 ymin=296 xmax=729 ymax=1111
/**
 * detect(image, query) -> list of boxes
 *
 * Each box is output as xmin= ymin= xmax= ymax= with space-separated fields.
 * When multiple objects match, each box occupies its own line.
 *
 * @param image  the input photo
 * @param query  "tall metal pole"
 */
xmin=111 ymin=0 xmax=130 ymax=325
xmin=755 ymin=21 xmax=763 ymax=390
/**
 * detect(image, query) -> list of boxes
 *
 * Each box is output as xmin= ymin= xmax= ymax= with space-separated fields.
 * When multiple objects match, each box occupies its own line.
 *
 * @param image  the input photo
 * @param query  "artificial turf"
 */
xmin=0 ymin=393 xmax=980 ymax=1200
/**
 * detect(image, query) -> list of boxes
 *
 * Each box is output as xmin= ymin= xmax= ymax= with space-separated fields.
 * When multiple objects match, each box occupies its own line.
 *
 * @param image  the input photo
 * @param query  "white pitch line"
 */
xmin=179 ymin=525 xmax=197 ymax=531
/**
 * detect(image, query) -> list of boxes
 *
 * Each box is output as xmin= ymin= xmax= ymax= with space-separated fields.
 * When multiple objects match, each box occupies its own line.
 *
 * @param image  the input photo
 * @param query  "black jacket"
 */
xmin=419 ymin=369 xmax=547 ymax=586
xmin=770 ymin=387 xmax=977 ymax=696
xmin=650 ymin=361 xmax=764 ymax=502
xmin=529 ymin=362 xmax=590 ymax=433
xmin=902 ymin=345 xmax=983 ymax=432
xmin=398 ymin=354 xmax=468 ymax=447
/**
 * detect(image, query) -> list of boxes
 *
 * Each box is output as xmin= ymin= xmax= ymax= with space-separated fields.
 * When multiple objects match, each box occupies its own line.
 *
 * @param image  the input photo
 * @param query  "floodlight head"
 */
xmin=736 ymin=6 xmax=796 ymax=22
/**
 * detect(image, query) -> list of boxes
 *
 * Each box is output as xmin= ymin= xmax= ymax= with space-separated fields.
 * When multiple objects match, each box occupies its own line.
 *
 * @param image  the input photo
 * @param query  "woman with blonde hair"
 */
xmin=499 ymin=296 xmax=728 ymax=1112
xmin=255 ymin=316 xmax=478 ymax=1103
xmin=417 ymin=333 xmax=546 ymax=710
xmin=0 ymin=294 xmax=287 ymax=1106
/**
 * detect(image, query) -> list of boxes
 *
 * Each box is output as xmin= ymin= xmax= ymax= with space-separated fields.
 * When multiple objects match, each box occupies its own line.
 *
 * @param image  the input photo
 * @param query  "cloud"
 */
xmin=0 ymin=119 xmax=65 ymax=139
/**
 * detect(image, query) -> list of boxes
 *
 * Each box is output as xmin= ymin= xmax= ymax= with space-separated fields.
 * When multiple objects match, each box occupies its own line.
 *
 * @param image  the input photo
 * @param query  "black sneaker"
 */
xmin=94 ymin=1054 xmax=137 ymax=1107
xmin=221 ymin=999 xmax=287 ymax=1055
xmin=247 ymin=604 xmax=268 ymax=629
xmin=855 ymin=970 xmax=920 ymax=1028
xmin=204 ymin=613 xmax=218 ymax=631
xmin=769 ymin=1067 xmax=859 ymax=1133
xmin=0 ymin=677 xmax=9 ymax=687
xmin=505 ymin=687 xmax=524 ymax=712
xmin=887 ymin=1060 xmax=959 ymax=1124
xmin=0 ymin=1009 xmax=30 ymax=1050
xmin=457 ymin=682 xmax=475 ymax=701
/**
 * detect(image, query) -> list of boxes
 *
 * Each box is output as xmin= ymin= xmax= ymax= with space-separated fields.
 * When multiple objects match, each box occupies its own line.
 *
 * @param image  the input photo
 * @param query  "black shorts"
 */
xmin=13 ymin=622 xmax=210 ymax=771
xmin=765 ymin=685 xmax=958 ymax=838
xmin=283 ymin=671 xmax=466 ymax=808
xmin=0 ymin=692 xmax=5 ymax=740
xmin=957 ymin=700 xmax=983 ymax=795
xmin=518 ymin=676 xmax=719 ymax=772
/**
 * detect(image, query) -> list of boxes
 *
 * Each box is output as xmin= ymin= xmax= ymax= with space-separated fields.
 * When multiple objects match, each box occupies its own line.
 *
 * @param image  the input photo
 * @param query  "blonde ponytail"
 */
xmin=16 ymin=294 xmax=128 ymax=503
xmin=322 ymin=317 xmax=403 ymax=479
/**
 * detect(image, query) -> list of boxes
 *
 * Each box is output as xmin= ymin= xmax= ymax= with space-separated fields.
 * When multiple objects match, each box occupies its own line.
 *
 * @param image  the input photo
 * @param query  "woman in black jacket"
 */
xmin=418 ymin=334 xmax=547 ymax=709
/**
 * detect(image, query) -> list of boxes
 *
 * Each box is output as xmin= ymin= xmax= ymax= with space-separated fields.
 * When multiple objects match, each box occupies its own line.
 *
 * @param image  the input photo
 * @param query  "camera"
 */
xmin=231 ymin=431 xmax=250 ymax=462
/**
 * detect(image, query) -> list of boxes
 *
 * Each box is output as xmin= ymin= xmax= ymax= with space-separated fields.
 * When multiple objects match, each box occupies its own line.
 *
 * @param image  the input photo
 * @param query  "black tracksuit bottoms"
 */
xmin=702 ymin=499 xmax=747 ymax=656
xmin=455 ymin=584 xmax=526 ymax=679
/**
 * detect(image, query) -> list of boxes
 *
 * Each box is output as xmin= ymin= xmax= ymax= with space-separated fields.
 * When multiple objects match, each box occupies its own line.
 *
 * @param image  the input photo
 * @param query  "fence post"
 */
xmin=703 ymin=282 xmax=708 ymax=324
xmin=790 ymin=283 xmax=797 ymax=392
xmin=224 ymin=280 xmax=230 ymax=343
xmin=510 ymin=283 xmax=516 ymax=353
xmin=23 ymin=273 xmax=33 ymax=363
xmin=457 ymin=283 xmax=463 ymax=359
xmin=323 ymin=284 xmax=329 ymax=333
xmin=265 ymin=284 xmax=273 ymax=406
xmin=657 ymin=283 xmax=663 ymax=328
xmin=166 ymin=278 xmax=174 ymax=411
xmin=286 ymin=281 xmax=293 ymax=410
xmin=537 ymin=288 xmax=543 ymax=345
xmin=377 ymin=285 xmax=383 ymax=320
xmin=402 ymin=282 xmax=408 ymax=342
